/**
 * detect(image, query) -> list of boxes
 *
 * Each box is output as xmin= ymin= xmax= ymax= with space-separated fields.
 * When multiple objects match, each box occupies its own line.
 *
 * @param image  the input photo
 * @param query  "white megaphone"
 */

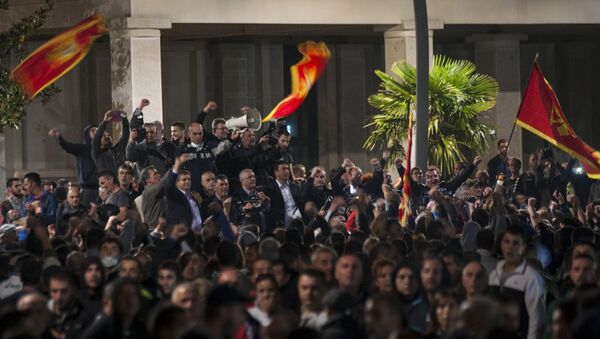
xmin=225 ymin=108 xmax=263 ymax=131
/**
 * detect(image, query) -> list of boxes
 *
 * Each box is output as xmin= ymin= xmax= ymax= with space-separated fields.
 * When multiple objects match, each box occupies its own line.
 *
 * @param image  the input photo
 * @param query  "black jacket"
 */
xmin=301 ymin=178 xmax=333 ymax=210
xmin=126 ymin=140 xmax=168 ymax=175
xmin=265 ymin=180 xmax=304 ymax=230
xmin=58 ymin=124 xmax=98 ymax=187
xmin=165 ymin=170 xmax=202 ymax=227
xmin=92 ymin=118 xmax=130 ymax=174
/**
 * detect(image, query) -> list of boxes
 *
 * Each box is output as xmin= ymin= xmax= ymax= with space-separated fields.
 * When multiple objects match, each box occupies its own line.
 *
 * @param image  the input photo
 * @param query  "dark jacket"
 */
xmin=321 ymin=314 xmax=366 ymax=339
xmin=126 ymin=140 xmax=168 ymax=175
xmin=301 ymin=178 xmax=333 ymax=210
xmin=231 ymin=188 xmax=268 ymax=232
xmin=265 ymin=180 xmax=304 ymax=230
xmin=165 ymin=170 xmax=202 ymax=227
xmin=487 ymin=154 xmax=510 ymax=186
xmin=92 ymin=118 xmax=130 ymax=174
xmin=175 ymin=139 xmax=230 ymax=193
xmin=55 ymin=202 xmax=86 ymax=236
xmin=58 ymin=124 xmax=98 ymax=188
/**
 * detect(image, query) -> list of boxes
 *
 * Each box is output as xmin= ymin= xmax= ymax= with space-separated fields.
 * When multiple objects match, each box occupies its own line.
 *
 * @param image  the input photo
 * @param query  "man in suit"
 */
xmin=165 ymin=154 xmax=203 ymax=232
xmin=301 ymin=166 xmax=333 ymax=210
xmin=266 ymin=160 xmax=304 ymax=230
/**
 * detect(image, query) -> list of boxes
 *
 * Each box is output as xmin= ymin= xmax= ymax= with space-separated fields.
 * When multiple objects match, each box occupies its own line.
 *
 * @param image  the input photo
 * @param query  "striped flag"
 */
xmin=262 ymin=41 xmax=331 ymax=122
xmin=398 ymin=114 xmax=414 ymax=226
xmin=12 ymin=14 xmax=107 ymax=99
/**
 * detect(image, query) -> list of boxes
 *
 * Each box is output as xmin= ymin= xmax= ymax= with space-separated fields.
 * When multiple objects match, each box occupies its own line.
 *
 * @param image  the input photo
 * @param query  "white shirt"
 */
xmin=277 ymin=180 xmax=301 ymax=225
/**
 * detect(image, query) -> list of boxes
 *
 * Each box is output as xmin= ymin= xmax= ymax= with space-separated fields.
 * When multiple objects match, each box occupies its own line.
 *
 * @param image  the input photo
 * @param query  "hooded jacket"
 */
xmin=58 ymin=124 xmax=98 ymax=188
xmin=92 ymin=118 xmax=130 ymax=174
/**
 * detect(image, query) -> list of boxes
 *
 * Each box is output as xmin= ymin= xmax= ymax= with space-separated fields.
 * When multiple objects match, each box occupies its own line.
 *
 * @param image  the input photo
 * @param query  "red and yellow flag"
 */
xmin=398 ymin=114 xmax=413 ymax=226
xmin=516 ymin=62 xmax=600 ymax=179
xmin=12 ymin=14 xmax=107 ymax=99
xmin=262 ymin=41 xmax=331 ymax=122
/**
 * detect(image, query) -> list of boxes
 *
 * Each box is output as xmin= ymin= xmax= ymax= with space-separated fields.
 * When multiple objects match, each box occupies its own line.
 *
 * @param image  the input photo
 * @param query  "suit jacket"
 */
xmin=165 ymin=171 xmax=202 ymax=227
xmin=265 ymin=180 xmax=304 ymax=230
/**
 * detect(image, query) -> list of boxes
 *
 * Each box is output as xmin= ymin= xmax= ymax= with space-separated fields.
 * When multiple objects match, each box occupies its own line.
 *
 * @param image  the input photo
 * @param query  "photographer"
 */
xmin=232 ymin=169 xmax=270 ymax=233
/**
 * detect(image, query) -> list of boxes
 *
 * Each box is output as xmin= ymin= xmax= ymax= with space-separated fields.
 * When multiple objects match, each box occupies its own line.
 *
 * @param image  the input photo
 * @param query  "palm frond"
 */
xmin=364 ymin=55 xmax=499 ymax=176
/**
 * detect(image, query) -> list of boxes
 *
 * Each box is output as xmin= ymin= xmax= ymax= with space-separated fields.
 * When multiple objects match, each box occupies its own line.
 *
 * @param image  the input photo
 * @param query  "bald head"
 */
xmin=188 ymin=122 xmax=204 ymax=144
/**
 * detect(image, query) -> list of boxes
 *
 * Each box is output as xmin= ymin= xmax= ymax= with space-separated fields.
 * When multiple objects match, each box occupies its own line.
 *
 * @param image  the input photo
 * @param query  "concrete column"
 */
xmin=383 ymin=20 xmax=443 ymax=73
xmin=109 ymin=18 xmax=171 ymax=122
xmin=469 ymin=34 xmax=527 ymax=165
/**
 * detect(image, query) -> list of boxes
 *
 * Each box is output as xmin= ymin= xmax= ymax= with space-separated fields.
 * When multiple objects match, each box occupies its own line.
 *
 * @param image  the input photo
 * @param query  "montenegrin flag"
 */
xmin=516 ymin=62 xmax=600 ymax=179
xmin=262 ymin=41 xmax=331 ymax=122
xmin=12 ymin=14 xmax=107 ymax=99
xmin=398 ymin=114 xmax=413 ymax=226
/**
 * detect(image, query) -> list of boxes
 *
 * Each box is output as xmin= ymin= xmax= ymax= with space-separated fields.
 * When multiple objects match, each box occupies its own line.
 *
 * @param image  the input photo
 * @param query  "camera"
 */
xmin=135 ymin=113 xmax=146 ymax=143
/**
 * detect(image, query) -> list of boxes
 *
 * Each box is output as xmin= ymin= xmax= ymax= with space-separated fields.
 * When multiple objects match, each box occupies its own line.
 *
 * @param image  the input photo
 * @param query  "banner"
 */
xmin=516 ymin=62 xmax=600 ymax=179
xmin=262 ymin=41 xmax=331 ymax=122
xmin=12 ymin=14 xmax=107 ymax=98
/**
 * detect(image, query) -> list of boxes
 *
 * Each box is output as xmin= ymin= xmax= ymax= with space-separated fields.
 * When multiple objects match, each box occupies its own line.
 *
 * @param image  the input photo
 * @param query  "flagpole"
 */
xmin=497 ymin=52 xmax=540 ymax=181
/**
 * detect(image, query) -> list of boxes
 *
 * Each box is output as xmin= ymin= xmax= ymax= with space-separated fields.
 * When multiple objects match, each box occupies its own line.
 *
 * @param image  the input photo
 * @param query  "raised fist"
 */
xmin=48 ymin=129 xmax=60 ymax=138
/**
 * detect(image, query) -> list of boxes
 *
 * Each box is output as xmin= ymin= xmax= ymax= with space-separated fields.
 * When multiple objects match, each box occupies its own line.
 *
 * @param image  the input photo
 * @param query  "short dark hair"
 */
xmin=140 ymin=166 xmax=157 ymax=184
xmin=273 ymin=160 xmax=289 ymax=174
xmin=503 ymin=224 xmax=527 ymax=244
xmin=216 ymin=174 xmax=228 ymax=182
xmin=23 ymin=172 xmax=41 ymax=187
xmin=211 ymin=118 xmax=226 ymax=129
xmin=6 ymin=177 xmax=19 ymax=189
xmin=47 ymin=271 xmax=73 ymax=288
xmin=277 ymin=130 xmax=291 ymax=138
xmin=571 ymin=254 xmax=595 ymax=267
xmin=171 ymin=122 xmax=185 ymax=130
xmin=118 ymin=164 xmax=134 ymax=176
xmin=101 ymin=237 xmax=123 ymax=255
xmin=255 ymin=273 xmax=278 ymax=287
xmin=98 ymin=170 xmax=116 ymax=180
xmin=178 ymin=170 xmax=191 ymax=178
xmin=476 ymin=229 xmax=494 ymax=250
xmin=510 ymin=157 xmax=522 ymax=172
xmin=299 ymin=268 xmax=326 ymax=283
xmin=158 ymin=260 xmax=180 ymax=277
xmin=497 ymin=138 xmax=508 ymax=147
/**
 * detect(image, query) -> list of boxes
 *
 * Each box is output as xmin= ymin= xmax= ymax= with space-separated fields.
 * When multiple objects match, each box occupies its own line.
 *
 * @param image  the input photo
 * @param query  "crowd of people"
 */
xmin=1 ymin=99 xmax=600 ymax=339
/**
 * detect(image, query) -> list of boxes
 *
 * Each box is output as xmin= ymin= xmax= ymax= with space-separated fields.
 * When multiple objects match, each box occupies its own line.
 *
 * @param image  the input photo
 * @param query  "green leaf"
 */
xmin=364 ymin=55 xmax=499 ymax=176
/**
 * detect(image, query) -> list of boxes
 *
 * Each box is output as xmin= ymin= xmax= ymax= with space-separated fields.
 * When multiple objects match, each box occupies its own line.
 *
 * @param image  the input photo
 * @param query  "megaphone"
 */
xmin=225 ymin=108 xmax=262 ymax=131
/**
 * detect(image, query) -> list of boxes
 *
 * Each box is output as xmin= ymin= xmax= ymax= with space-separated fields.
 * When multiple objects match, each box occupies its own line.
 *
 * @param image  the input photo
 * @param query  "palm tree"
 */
xmin=364 ymin=55 xmax=498 ymax=177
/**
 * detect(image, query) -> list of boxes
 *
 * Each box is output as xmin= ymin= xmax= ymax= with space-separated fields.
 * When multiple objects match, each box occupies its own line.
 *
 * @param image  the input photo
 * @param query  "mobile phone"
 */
xmin=111 ymin=110 xmax=123 ymax=121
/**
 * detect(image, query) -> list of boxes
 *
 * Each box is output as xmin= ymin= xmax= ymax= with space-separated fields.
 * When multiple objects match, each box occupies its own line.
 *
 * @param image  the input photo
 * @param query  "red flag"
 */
xmin=398 ymin=114 xmax=413 ymax=226
xmin=262 ymin=41 xmax=331 ymax=122
xmin=516 ymin=62 xmax=600 ymax=179
xmin=12 ymin=14 xmax=107 ymax=99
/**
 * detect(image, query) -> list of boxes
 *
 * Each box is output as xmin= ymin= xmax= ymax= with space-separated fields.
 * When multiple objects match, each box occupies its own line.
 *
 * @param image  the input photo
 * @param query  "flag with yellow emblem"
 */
xmin=516 ymin=62 xmax=600 ymax=179
xmin=12 ymin=14 xmax=107 ymax=99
